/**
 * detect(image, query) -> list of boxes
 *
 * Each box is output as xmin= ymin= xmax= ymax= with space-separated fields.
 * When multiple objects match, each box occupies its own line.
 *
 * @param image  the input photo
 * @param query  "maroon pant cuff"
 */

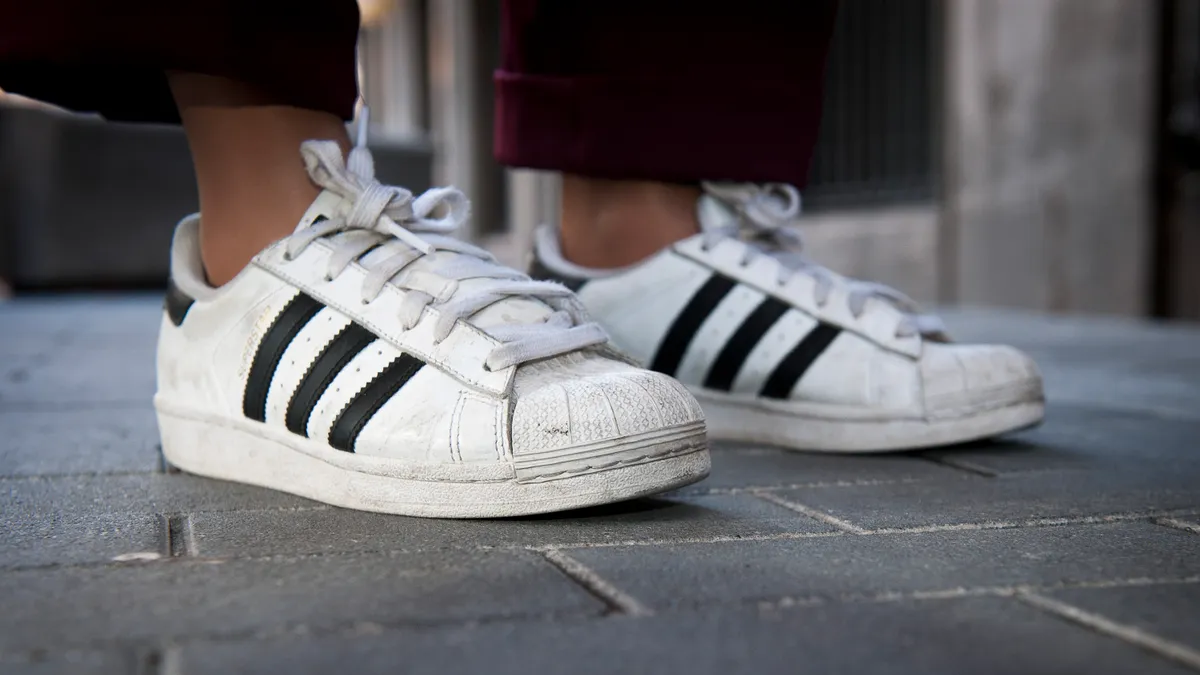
xmin=0 ymin=1 xmax=360 ymax=124
xmin=494 ymin=69 xmax=824 ymax=187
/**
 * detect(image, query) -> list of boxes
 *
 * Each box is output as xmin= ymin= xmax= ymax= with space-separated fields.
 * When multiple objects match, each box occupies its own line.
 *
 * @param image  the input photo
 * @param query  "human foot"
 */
xmin=530 ymin=182 xmax=1044 ymax=452
xmin=155 ymin=139 xmax=709 ymax=517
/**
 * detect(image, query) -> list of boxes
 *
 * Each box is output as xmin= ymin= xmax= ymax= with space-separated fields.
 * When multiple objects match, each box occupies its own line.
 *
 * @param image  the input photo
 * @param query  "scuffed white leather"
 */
xmin=257 ymin=238 xmax=514 ymax=396
xmin=576 ymin=250 xmax=711 ymax=365
xmin=511 ymin=367 xmax=702 ymax=455
xmin=305 ymin=338 xmax=403 ymax=441
xmin=673 ymin=237 xmax=921 ymax=358
xmin=535 ymin=225 xmax=1042 ymax=420
xmin=157 ymin=215 xmax=707 ymax=472
xmin=728 ymin=309 xmax=818 ymax=396
xmin=264 ymin=308 xmax=351 ymax=428
xmin=675 ymin=284 xmax=767 ymax=387
xmin=921 ymin=342 xmax=1042 ymax=414
xmin=351 ymin=366 xmax=478 ymax=462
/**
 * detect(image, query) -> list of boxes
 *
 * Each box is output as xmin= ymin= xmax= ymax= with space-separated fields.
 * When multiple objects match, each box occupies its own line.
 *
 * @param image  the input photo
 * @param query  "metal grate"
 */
xmin=805 ymin=0 xmax=941 ymax=210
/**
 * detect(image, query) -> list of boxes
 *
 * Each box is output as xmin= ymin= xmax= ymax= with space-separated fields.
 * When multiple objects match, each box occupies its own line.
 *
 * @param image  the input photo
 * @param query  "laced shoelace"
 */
xmin=700 ymin=182 xmax=947 ymax=340
xmin=285 ymin=113 xmax=608 ymax=371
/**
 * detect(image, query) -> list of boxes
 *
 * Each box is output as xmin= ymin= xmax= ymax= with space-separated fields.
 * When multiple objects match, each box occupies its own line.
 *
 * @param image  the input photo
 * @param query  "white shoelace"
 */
xmin=286 ymin=115 xmax=608 ymax=371
xmin=700 ymin=182 xmax=946 ymax=340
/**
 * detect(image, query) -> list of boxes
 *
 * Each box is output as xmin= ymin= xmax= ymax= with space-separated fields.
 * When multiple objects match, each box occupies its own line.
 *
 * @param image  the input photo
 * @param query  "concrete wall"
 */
xmin=942 ymin=0 xmax=1158 ymax=315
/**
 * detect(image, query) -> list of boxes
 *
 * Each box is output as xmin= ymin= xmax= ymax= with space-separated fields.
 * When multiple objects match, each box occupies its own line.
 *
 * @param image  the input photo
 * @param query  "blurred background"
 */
xmin=0 ymin=0 xmax=1197 ymax=319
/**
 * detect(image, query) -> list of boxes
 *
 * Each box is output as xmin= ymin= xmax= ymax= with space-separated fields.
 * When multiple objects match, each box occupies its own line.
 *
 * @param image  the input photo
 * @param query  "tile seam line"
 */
xmin=3 ymin=577 xmax=1198 ymax=658
xmin=541 ymin=548 xmax=654 ymax=617
xmin=757 ymin=576 xmax=1200 ymax=611
xmin=1017 ymin=590 xmax=1200 ymax=672
xmin=743 ymin=494 xmax=1200 ymax=538
xmin=2 ymin=509 xmax=1197 ymax=574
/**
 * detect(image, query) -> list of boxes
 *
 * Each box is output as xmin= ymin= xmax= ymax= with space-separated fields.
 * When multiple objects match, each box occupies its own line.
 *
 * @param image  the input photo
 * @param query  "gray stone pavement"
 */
xmin=1 ymin=295 xmax=1199 ymax=675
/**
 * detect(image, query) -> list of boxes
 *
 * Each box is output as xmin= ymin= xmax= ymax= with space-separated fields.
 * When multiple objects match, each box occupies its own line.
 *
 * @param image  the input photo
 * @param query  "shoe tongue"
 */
xmin=298 ymin=189 xmax=558 ymax=332
xmin=295 ymin=190 xmax=348 ymax=233
xmin=696 ymin=192 xmax=796 ymax=256
xmin=696 ymin=194 xmax=740 ymax=233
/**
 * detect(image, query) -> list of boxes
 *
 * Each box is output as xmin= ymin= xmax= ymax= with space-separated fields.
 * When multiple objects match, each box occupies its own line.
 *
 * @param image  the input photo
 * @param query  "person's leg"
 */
xmin=0 ymin=1 xmax=360 ymax=285
xmin=168 ymin=73 xmax=350 ymax=285
xmin=495 ymin=1 xmax=837 ymax=268
xmin=557 ymin=177 xmax=700 ymax=268
xmin=0 ymin=1 xmax=712 ymax=516
xmin=504 ymin=1 xmax=1045 ymax=453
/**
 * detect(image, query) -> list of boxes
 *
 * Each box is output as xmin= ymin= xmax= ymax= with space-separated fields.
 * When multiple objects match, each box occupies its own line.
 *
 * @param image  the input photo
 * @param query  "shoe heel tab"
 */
xmin=528 ymin=255 xmax=588 ymax=293
xmin=169 ymin=214 xmax=223 ymax=296
xmin=163 ymin=215 xmax=213 ymax=326
xmin=528 ymin=225 xmax=598 ymax=292
xmin=164 ymin=278 xmax=195 ymax=327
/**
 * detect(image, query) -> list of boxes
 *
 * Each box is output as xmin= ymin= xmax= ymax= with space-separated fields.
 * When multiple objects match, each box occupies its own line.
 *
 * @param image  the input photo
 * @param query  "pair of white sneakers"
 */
xmin=155 ymin=138 xmax=1044 ymax=518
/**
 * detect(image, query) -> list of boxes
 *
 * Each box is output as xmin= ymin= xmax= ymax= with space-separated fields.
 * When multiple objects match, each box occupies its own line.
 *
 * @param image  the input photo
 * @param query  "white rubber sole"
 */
xmin=693 ymin=383 xmax=1045 ymax=453
xmin=156 ymin=403 xmax=710 ymax=518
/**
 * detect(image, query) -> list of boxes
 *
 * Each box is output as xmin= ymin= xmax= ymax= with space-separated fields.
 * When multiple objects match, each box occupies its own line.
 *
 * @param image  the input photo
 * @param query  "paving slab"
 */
xmin=944 ymin=309 xmax=1200 ymax=420
xmin=0 ymin=296 xmax=159 ymax=407
xmin=566 ymin=523 xmax=1200 ymax=610
xmin=1046 ymin=581 xmax=1200 ymax=653
xmin=0 ymin=649 xmax=146 ymax=675
xmin=0 ymin=344 xmax=155 ymax=407
xmin=0 ymin=295 xmax=162 ymax=342
xmin=1 ymin=511 xmax=163 ymax=569
xmin=3 ymin=297 xmax=1200 ymax=674
xmin=0 ymin=549 xmax=602 ymax=651
xmin=4 ymin=473 xmax=317 ymax=519
xmin=0 ymin=407 xmax=161 ymax=476
xmin=189 ymin=493 xmax=831 ymax=558
xmin=774 ymin=469 xmax=1200 ymax=530
xmin=0 ymin=338 xmax=66 ymax=363
xmin=924 ymin=403 xmax=1200 ymax=475
xmin=178 ymin=597 xmax=1194 ymax=675
xmin=677 ymin=443 xmax=962 ymax=493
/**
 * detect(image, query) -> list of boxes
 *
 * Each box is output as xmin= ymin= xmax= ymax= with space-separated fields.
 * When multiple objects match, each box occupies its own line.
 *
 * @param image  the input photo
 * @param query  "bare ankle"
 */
xmin=559 ymin=175 xmax=701 ymax=269
xmin=168 ymin=72 xmax=352 ymax=287
xmin=198 ymin=210 xmax=305 ymax=287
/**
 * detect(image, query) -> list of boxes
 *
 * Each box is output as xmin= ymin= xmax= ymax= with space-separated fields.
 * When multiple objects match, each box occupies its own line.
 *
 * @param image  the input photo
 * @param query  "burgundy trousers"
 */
xmin=496 ymin=1 xmax=838 ymax=185
xmin=0 ymin=1 xmax=362 ymax=123
xmin=0 ymin=1 xmax=836 ymax=186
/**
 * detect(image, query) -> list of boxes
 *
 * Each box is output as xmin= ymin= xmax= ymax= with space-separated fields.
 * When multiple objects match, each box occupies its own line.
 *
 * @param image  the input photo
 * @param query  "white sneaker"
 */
xmin=529 ymin=182 xmax=1044 ymax=452
xmin=155 ymin=138 xmax=708 ymax=518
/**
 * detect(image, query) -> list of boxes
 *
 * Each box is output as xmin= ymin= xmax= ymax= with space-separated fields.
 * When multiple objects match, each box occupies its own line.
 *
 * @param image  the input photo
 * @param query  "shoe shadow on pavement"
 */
xmin=924 ymin=433 xmax=1080 ymax=460
xmin=508 ymin=497 xmax=691 ymax=522
xmin=924 ymin=436 xmax=1044 ymax=455
xmin=920 ymin=432 xmax=1095 ymax=471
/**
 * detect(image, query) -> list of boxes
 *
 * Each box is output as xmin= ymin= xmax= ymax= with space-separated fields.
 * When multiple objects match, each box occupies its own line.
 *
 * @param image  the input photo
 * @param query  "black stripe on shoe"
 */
xmin=648 ymin=273 xmax=737 ymax=377
xmin=284 ymin=323 xmax=377 ymax=436
xmin=703 ymin=297 xmax=790 ymax=391
xmin=328 ymin=353 xmax=426 ymax=452
xmin=758 ymin=322 xmax=842 ymax=400
xmin=528 ymin=256 xmax=589 ymax=292
xmin=164 ymin=279 xmax=195 ymax=327
xmin=242 ymin=293 xmax=325 ymax=422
